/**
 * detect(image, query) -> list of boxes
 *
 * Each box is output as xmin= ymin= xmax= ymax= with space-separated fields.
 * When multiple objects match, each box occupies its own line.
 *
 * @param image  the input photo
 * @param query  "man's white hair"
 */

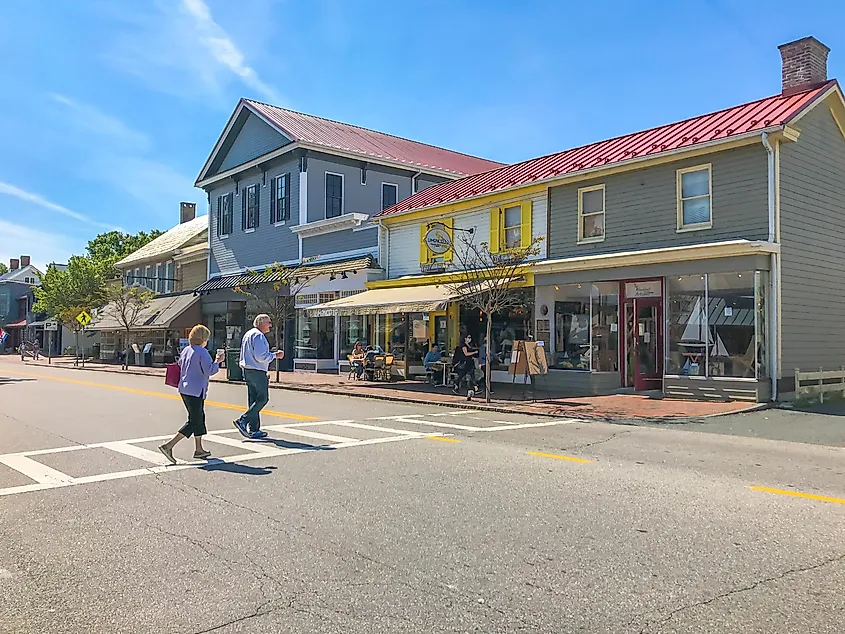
xmin=254 ymin=314 xmax=271 ymax=328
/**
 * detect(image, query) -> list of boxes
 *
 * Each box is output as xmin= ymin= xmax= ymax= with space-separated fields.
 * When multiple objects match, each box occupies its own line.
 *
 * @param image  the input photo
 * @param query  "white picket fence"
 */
xmin=794 ymin=368 xmax=845 ymax=402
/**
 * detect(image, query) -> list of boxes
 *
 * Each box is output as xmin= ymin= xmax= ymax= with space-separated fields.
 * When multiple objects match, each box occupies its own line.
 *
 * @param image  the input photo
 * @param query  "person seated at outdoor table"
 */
xmin=424 ymin=344 xmax=442 ymax=371
xmin=350 ymin=341 xmax=366 ymax=379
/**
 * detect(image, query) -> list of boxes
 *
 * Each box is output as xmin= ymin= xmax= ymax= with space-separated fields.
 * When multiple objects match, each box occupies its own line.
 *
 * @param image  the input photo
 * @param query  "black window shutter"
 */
xmin=254 ymin=184 xmax=260 ymax=228
xmin=216 ymin=196 xmax=222 ymax=236
xmin=284 ymin=173 xmax=291 ymax=220
xmin=226 ymin=193 xmax=233 ymax=234
xmin=241 ymin=191 xmax=247 ymax=231
xmin=269 ymin=177 xmax=276 ymax=224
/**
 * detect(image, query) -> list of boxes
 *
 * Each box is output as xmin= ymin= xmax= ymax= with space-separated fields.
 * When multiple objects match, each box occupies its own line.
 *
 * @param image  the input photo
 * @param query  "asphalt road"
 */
xmin=1 ymin=362 xmax=844 ymax=633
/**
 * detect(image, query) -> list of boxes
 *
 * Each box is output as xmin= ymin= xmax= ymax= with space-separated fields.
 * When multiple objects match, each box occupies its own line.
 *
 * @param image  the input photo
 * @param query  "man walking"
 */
xmin=233 ymin=314 xmax=284 ymax=439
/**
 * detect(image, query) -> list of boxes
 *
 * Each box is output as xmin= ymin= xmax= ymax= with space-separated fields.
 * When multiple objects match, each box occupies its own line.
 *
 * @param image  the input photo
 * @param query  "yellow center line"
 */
xmin=527 ymin=451 xmax=591 ymax=464
xmin=749 ymin=486 xmax=845 ymax=505
xmin=2 ymin=368 xmax=318 ymax=421
xmin=426 ymin=436 xmax=460 ymax=443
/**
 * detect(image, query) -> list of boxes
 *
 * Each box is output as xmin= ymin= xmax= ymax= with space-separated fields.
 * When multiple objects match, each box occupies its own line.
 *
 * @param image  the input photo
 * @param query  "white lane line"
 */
xmin=418 ymin=410 xmax=475 ymax=417
xmin=389 ymin=417 xmax=483 ymax=431
xmin=0 ymin=435 xmax=423 ymax=497
xmin=331 ymin=421 xmax=438 ymax=437
xmin=101 ymin=442 xmax=172 ymax=466
xmin=0 ymin=455 xmax=74 ymax=485
xmin=261 ymin=425 xmax=357 ymax=444
xmin=478 ymin=419 xmax=584 ymax=432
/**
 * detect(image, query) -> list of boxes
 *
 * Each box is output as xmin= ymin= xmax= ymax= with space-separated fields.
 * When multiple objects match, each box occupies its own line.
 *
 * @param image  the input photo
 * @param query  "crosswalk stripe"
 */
xmin=261 ymin=425 xmax=356 ymax=443
xmin=203 ymin=434 xmax=279 ymax=452
xmin=0 ymin=455 xmax=74 ymax=485
xmin=101 ymin=442 xmax=172 ymax=465
xmin=331 ymin=421 xmax=437 ymax=437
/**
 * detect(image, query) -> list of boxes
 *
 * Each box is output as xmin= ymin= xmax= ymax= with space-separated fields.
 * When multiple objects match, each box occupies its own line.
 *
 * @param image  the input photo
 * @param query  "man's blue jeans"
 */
xmin=239 ymin=369 xmax=270 ymax=433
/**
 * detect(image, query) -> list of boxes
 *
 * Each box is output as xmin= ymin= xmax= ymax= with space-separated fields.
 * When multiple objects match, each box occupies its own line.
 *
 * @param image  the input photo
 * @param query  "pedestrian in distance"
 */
xmin=233 ymin=314 xmax=284 ymax=440
xmin=158 ymin=325 xmax=223 ymax=464
xmin=452 ymin=334 xmax=479 ymax=400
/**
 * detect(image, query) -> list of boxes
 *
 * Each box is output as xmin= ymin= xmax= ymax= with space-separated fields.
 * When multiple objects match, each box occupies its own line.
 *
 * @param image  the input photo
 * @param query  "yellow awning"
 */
xmin=307 ymin=284 xmax=459 ymax=317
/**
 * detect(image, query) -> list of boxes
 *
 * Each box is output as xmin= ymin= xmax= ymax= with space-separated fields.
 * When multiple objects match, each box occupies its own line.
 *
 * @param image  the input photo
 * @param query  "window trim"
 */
xmin=676 ymin=164 xmax=713 ymax=232
xmin=271 ymin=173 xmax=291 ymax=226
xmin=216 ymin=193 xmax=233 ymax=238
xmin=243 ymin=183 xmax=259 ymax=231
xmin=381 ymin=182 xmax=399 ymax=211
xmin=502 ymin=203 xmax=523 ymax=250
xmin=325 ymin=172 xmax=345 ymax=219
xmin=577 ymin=184 xmax=606 ymax=244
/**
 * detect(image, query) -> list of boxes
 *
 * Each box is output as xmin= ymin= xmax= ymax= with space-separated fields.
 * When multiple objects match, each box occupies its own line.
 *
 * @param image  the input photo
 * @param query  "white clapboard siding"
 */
xmin=387 ymin=192 xmax=547 ymax=279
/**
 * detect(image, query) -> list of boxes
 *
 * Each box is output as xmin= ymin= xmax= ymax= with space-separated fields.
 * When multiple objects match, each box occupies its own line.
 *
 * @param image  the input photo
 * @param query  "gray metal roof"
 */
xmin=88 ymin=293 xmax=199 ymax=331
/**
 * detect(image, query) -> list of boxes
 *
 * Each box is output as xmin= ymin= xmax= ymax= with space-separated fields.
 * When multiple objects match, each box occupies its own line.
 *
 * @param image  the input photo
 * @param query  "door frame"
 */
xmin=620 ymin=278 xmax=664 ymax=391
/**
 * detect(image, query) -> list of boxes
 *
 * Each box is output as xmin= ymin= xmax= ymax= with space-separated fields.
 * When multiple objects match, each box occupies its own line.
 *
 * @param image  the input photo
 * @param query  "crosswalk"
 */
xmin=0 ymin=411 xmax=581 ymax=498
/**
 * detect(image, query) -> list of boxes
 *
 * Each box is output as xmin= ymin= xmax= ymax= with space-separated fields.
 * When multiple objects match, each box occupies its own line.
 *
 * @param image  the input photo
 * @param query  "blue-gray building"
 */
xmin=194 ymin=99 xmax=502 ymax=370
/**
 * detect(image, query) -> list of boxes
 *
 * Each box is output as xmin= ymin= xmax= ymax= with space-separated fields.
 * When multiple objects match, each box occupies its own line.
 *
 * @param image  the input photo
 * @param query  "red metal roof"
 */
xmin=245 ymin=100 xmax=504 ymax=177
xmin=376 ymin=82 xmax=834 ymax=217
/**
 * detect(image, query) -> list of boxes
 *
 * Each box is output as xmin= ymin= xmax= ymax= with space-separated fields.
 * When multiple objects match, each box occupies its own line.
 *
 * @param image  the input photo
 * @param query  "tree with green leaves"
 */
xmin=0 ymin=262 xmax=8 ymax=276
xmin=86 ymin=230 xmax=164 ymax=277
xmin=102 ymin=285 xmax=156 ymax=369
xmin=33 ymin=257 xmax=108 ymax=364
xmin=234 ymin=258 xmax=321 ymax=382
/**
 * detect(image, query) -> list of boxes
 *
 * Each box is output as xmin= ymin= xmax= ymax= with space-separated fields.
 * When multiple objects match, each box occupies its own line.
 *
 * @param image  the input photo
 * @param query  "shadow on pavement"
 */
xmin=0 ymin=377 xmax=36 ymax=385
xmin=783 ymin=402 xmax=845 ymax=417
xmin=245 ymin=438 xmax=336 ymax=451
xmin=199 ymin=462 xmax=278 ymax=475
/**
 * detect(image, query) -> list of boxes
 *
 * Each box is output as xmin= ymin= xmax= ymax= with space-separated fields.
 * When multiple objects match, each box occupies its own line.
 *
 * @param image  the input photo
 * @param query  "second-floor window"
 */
xmin=677 ymin=165 xmax=712 ymax=231
xmin=271 ymin=173 xmax=291 ymax=224
xmin=242 ymin=184 xmax=259 ymax=231
xmin=216 ymin=193 xmax=233 ymax=237
xmin=382 ymin=183 xmax=398 ymax=211
xmin=490 ymin=201 xmax=532 ymax=253
xmin=156 ymin=264 xmax=165 ymax=293
xmin=326 ymin=172 xmax=344 ymax=218
xmin=578 ymin=185 xmax=606 ymax=243
xmin=165 ymin=261 xmax=174 ymax=293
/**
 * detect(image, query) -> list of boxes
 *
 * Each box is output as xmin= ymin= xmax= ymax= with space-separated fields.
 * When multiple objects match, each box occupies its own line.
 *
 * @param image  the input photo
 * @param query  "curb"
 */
xmin=16 ymin=361 xmax=761 ymax=422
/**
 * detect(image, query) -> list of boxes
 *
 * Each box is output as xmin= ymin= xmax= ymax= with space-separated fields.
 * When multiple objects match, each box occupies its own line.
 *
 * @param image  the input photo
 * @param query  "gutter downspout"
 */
xmin=762 ymin=132 xmax=778 ymax=401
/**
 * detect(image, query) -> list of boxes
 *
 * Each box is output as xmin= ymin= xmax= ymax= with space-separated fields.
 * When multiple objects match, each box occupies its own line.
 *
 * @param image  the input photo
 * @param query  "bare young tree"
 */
xmin=234 ymin=258 xmax=322 ymax=382
xmin=104 ymin=285 xmax=155 ymax=369
xmin=443 ymin=235 xmax=543 ymax=403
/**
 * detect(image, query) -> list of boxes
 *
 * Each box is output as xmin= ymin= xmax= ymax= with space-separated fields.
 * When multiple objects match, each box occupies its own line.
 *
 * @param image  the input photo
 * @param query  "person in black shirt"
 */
xmin=452 ymin=334 xmax=479 ymax=400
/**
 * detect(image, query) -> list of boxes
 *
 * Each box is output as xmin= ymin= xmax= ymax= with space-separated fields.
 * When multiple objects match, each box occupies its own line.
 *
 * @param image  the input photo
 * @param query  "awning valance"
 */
xmin=194 ymin=255 xmax=376 ymax=294
xmin=307 ymin=284 xmax=459 ymax=317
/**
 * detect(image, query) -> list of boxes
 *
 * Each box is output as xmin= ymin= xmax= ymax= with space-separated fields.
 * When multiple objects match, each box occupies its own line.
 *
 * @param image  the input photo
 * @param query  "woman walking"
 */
xmin=158 ymin=325 xmax=223 ymax=464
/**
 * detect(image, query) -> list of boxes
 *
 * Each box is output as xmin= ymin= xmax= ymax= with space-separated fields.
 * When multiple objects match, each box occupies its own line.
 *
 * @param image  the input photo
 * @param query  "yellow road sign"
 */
xmin=76 ymin=311 xmax=92 ymax=327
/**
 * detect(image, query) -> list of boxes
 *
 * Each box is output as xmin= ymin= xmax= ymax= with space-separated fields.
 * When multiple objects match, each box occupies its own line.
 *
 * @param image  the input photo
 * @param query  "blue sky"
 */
xmin=1 ymin=0 xmax=843 ymax=269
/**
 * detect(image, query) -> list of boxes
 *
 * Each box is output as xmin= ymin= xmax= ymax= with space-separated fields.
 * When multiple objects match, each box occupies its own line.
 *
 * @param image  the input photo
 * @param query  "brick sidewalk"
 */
xmin=5 ymin=356 xmax=757 ymax=421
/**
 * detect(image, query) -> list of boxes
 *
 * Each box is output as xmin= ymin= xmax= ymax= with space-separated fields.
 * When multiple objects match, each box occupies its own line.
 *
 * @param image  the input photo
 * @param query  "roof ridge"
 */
xmin=244 ymin=99 xmax=505 ymax=167
xmin=376 ymin=81 xmax=834 ymax=217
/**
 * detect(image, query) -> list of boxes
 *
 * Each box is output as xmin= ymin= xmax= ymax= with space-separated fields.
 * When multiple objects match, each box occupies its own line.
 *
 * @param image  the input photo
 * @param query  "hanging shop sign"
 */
xmin=625 ymin=280 xmax=662 ymax=298
xmin=424 ymin=225 xmax=452 ymax=255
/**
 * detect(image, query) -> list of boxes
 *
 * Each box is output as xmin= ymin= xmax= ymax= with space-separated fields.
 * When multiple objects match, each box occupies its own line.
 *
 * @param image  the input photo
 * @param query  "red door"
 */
xmin=625 ymin=298 xmax=663 ymax=391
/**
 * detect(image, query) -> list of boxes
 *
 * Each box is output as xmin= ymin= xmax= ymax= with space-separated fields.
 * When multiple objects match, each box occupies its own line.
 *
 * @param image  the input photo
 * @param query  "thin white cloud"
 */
xmin=0 ymin=218 xmax=83 ymax=270
xmin=48 ymin=94 xmax=151 ymax=152
xmin=102 ymin=0 xmax=282 ymax=106
xmin=0 ymin=181 xmax=115 ymax=230
xmin=46 ymin=96 xmax=201 ymax=221
xmin=180 ymin=0 xmax=281 ymax=103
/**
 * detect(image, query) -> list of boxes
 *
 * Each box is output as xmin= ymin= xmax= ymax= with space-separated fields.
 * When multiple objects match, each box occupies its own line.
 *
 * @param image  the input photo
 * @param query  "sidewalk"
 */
xmin=6 ymin=356 xmax=757 ymax=421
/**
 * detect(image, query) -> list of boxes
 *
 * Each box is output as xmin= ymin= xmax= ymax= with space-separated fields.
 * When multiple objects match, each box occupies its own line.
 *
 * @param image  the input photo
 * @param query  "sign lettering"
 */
xmin=625 ymin=281 xmax=662 ymax=298
xmin=424 ymin=225 xmax=452 ymax=255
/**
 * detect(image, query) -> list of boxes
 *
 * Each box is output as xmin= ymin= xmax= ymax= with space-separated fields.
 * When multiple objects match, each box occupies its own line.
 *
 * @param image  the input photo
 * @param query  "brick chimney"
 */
xmin=180 ymin=202 xmax=197 ymax=224
xmin=10 ymin=258 xmax=19 ymax=270
xmin=779 ymin=36 xmax=830 ymax=95
xmin=20 ymin=255 xmax=30 ymax=267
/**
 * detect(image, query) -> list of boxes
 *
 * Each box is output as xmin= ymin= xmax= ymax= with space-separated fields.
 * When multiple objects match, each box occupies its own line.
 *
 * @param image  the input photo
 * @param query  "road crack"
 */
xmin=561 ymin=429 xmax=633 ymax=453
xmin=639 ymin=551 xmax=845 ymax=633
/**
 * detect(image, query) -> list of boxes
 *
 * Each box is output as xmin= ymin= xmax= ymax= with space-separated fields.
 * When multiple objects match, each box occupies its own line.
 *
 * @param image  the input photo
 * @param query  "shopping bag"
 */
xmin=165 ymin=363 xmax=181 ymax=388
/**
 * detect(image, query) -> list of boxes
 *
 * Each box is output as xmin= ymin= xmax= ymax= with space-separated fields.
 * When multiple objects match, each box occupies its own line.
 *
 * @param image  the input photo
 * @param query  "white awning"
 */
xmin=307 ymin=284 xmax=459 ymax=317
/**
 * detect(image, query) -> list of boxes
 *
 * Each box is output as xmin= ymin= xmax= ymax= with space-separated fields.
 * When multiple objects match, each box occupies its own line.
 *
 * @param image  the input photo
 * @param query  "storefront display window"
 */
xmin=458 ymin=298 xmax=532 ymax=371
xmin=388 ymin=313 xmax=408 ymax=360
xmin=667 ymin=276 xmax=708 ymax=376
xmin=296 ymin=314 xmax=334 ymax=359
xmin=550 ymin=283 xmax=619 ymax=372
xmin=591 ymin=282 xmax=619 ymax=372
xmin=339 ymin=315 xmax=370 ymax=358
xmin=667 ymin=271 xmax=765 ymax=379
xmin=407 ymin=313 xmax=428 ymax=368
xmin=553 ymin=285 xmax=591 ymax=370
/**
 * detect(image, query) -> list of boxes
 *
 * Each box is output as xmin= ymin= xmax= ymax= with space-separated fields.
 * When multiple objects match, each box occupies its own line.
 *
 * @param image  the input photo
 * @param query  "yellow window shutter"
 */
xmin=443 ymin=218 xmax=454 ymax=262
xmin=420 ymin=224 xmax=429 ymax=263
xmin=489 ymin=207 xmax=501 ymax=253
xmin=520 ymin=200 xmax=533 ymax=248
